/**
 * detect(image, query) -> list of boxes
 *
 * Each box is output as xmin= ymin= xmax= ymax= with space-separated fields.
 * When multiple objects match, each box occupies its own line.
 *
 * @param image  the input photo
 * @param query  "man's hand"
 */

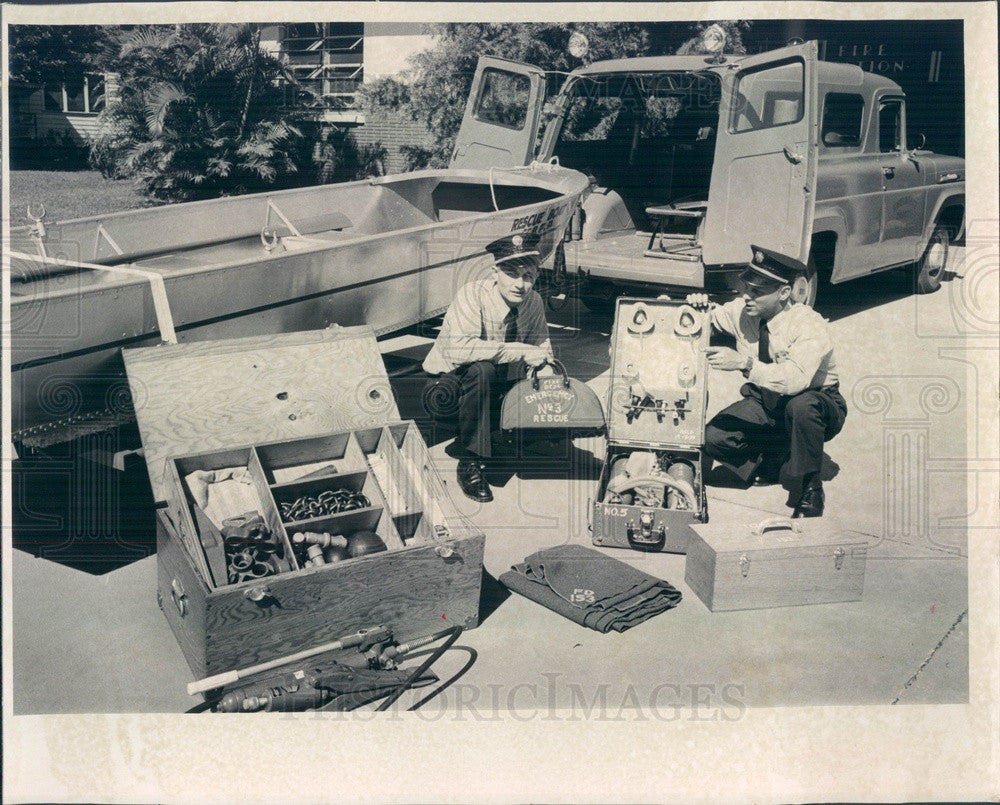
xmin=704 ymin=346 xmax=749 ymax=372
xmin=686 ymin=293 xmax=711 ymax=309
xmin=522 ymin=345 xmax=550 ymax=368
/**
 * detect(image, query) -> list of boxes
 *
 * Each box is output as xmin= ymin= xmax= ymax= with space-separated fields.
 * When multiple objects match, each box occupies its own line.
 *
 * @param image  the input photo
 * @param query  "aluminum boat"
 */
xmin=7 ymin=163 xmax=588 ymax=446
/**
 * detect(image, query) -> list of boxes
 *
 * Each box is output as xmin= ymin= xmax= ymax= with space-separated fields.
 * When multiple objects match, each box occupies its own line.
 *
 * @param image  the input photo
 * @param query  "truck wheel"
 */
xmin=915 ymin=224 xmax=950 ymax=294
xmin=580 ymin=279 xmax=619 ymax=316
xmin=791 ymin=257 xmax=818 ymax=307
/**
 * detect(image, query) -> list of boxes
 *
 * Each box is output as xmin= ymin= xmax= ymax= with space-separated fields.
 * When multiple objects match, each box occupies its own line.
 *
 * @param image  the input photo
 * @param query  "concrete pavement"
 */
xmin=10 ymin=252 xmax=974 ymax=713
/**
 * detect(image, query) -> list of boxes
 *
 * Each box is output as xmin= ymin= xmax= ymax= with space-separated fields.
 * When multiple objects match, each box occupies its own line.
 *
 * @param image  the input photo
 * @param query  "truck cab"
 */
xmin=451 ymin=42 xmax=965 ymax=307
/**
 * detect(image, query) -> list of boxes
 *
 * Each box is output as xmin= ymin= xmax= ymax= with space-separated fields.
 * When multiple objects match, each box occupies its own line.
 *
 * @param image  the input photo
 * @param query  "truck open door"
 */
xmin=451 ymin=56 xmax=547 ymax=169
xmin=701 ymin=42 xmax=819 ymax=268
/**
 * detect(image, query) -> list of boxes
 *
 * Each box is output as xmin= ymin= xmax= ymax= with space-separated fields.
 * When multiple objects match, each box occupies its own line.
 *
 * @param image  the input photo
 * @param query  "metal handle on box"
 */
xmin=750 ymin=517 xmax=802 ymax=536
xmin=435 ymin=543 xmax=465 ymax=563
xmin=244 ymin=584 xmax=273 ymax=603
xmin=170 ymin=578 xmax=187 ymax=618
xmin=627 ymin=511 xmax=666 ymax=545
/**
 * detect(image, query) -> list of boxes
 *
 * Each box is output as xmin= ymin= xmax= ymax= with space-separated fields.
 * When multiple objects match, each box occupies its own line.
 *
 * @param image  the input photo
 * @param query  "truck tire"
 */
xmin=915 ymin=224 xmax=950 ymax=294
xmin=580 ymin=278 xmax=619 ymax=316
xmin=791 ymin=257 xmax=818 ymax=307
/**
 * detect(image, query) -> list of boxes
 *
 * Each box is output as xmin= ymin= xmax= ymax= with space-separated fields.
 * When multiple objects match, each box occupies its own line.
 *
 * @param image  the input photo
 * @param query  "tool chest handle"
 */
xmin=750 ymin=517 xmax=802 ymax=536
xmin=529 ymin=359 xmax=571 ymax=390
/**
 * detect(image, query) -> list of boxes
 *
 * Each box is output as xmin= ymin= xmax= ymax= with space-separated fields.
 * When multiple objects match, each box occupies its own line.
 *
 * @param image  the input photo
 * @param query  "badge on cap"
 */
xmin=486 ymin=231 xmax=542 ymax=266
xmin=754 ymin=249 xmax=765 ymax=263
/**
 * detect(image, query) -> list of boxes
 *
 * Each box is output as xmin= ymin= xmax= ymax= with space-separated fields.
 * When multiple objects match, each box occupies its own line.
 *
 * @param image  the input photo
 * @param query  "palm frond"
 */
xmin=142 ymin=82 xmax=190 ymax=136
xmin=118 ymin=26 xmax=178 ymax=60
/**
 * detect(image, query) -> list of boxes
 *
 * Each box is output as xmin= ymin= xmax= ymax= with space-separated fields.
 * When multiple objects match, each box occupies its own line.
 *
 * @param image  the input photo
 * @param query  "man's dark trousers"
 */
xmin=704 ymin=383 xmax=848 ymax=489
xmin=449 ymin=360 xmax=516 ymax=459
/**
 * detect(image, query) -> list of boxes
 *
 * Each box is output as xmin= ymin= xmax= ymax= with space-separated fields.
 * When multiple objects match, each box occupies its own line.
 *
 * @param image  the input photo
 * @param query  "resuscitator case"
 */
xmin=591 ymin=297 xmax=710 ymax=553
xmin=124 ymin=326 xmax=484 ymax=679
xmin=684 ymin=516 xmax=868 ymax=611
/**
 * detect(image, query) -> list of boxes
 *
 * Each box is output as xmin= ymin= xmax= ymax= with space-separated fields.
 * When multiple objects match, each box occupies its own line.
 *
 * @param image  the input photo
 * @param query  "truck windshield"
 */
xmin=552 ymin=71 xmax=722 ymax=223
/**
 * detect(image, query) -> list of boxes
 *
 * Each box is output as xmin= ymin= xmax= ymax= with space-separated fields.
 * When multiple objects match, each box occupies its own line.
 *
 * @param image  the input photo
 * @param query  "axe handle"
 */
xmin=187 ymin=626 xmax=388 ymax=696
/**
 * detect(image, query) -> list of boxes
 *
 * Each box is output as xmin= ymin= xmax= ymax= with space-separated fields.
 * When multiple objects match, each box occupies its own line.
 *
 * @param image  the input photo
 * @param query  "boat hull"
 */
xmin=9 ymin=165 xmax=589 ymax=445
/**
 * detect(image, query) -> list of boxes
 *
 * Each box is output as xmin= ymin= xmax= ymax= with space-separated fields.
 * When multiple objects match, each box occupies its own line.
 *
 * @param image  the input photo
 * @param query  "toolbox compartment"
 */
xmin=126 ymin=326 xmax=485 ymax=680
xmin=591 ymin=297 xmax=710 ymax=553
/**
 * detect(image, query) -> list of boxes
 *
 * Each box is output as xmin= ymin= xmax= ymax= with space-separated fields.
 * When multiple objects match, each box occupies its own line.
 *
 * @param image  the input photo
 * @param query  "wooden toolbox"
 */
xmin=124 ymin=326 xmax=484 ymax=680
xmin=591 ymin=298 xmax=709 ymax=553
xmin=684 ymin=517 xmax=868 ymax=611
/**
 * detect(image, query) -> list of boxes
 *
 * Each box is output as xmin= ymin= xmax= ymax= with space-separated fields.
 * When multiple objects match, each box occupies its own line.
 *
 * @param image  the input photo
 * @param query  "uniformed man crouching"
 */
xmin=688 ymin=246 xmax=848 ymax=517
xmin=423 ymin=231 xmax=554 ymax=502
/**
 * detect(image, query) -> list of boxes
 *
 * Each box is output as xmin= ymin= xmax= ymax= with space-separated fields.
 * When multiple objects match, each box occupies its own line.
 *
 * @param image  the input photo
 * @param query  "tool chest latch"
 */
xmin=170 ymin=578 xmax=187 ymax=617
xmin=628 ymin=510 xmax=666 ymax=547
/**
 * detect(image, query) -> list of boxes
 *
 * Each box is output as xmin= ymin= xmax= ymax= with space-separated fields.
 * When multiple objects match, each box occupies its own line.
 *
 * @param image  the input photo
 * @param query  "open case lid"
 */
xmin=607 ymin=297 xmax=710 ymax=449
xmin=123 ymin=325 xmax=399 ymax=507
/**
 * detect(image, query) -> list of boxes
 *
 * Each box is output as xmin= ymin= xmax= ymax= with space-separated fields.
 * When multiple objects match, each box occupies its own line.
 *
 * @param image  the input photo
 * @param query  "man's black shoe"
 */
xmin=792 ymin=482 xmax=824 ymax=518
xmin=752 ymin=455 xmax=784 ymax=486
xmin=457 ymin=457 xmax=493 ymax=503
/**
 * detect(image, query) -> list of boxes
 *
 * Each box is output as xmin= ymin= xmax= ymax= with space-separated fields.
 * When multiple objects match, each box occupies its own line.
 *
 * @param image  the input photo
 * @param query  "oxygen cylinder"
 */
xmin=665 ymin=460 xmax=697 ymax=510
xmin=604 ymin=456 xmax=633 ymax=504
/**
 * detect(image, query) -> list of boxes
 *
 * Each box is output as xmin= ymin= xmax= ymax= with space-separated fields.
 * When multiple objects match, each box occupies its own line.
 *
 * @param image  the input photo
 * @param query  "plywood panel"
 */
xmin=201 ymin=533 xmax=485 ymax=675
xmin=155 ymin=516 xmax=210 ymax=677
xmin=124 ymin=326 xmax=398 ymax=506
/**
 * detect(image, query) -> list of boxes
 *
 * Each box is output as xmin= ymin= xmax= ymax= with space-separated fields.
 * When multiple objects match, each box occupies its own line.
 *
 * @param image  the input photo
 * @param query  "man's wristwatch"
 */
xmin=741 ymin=355 xmax=754 ymax=378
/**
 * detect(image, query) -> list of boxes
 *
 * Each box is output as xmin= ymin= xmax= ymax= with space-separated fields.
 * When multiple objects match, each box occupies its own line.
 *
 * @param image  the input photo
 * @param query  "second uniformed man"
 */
xmin=689 ymin=246 xmax=848 ymax=517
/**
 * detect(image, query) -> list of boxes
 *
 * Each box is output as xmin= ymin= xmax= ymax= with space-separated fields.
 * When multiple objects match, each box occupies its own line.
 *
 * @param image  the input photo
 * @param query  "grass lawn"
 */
xmin=7 ymin=170 xmax=159 ymax=228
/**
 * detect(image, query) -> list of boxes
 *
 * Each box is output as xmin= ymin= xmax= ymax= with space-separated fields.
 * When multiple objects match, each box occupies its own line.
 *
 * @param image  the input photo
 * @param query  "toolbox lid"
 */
xmin=606 ymin=297 xmax=709 ymax=449
xmin=123 ymin=325 xmax=399 ymax=506
xmin=691 ymin=516 xmax=868 ymax=555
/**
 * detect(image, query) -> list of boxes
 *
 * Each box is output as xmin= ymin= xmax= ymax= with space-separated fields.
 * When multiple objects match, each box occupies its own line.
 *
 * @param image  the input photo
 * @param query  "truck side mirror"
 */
xmin=906 ymin=133 xmax=927 ymax=165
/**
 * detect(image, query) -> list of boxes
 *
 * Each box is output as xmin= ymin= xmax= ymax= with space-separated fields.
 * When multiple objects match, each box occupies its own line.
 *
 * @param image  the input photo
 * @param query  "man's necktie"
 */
xmin=756 ymin=319 xmax=780 ymax=409
xmin=758 ymin=320 xmax=771 ymax=364
xmin=503 ymin=308 xmax=518 ymax=343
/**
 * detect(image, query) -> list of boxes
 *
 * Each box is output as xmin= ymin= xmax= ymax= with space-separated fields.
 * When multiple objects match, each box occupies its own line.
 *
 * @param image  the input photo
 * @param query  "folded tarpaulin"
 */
xmin=499 ymin=544 xmax=682 ymax=633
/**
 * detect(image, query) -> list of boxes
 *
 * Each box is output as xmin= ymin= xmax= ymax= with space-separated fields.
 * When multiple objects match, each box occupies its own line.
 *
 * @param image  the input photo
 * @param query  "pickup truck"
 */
xmin=451 ymin=41 xmax=966 ymax=308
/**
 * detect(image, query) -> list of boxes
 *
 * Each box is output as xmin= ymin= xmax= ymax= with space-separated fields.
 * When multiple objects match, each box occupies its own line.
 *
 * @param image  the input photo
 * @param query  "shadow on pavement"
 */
xmin=477 ymin=568 xmax=511 ymax=625
xmin=818 ymin=268 xmax=933 ymax=322
xmin=704 ymin=452 xmax=841 ymax=490
xmin=11 ymin=438 xmax=156 ymax=575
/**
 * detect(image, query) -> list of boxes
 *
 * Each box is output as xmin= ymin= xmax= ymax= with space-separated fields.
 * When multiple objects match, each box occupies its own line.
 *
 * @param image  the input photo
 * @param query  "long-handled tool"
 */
xmin=186 ymin=625 xmax=391 ymax=696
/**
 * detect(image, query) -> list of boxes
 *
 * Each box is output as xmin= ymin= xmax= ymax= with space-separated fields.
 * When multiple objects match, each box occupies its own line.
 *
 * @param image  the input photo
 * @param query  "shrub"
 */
xmin=90 ymin=24 xmax=302 ymax=201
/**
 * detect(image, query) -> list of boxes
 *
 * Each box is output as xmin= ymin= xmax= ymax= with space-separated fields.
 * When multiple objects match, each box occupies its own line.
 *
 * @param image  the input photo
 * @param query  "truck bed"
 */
xmin=565 ymin=231 xmax=704 ymax=288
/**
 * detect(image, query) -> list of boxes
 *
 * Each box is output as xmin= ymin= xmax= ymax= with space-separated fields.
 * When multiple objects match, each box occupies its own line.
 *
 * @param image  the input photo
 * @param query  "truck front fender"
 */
xmin=925 ymin=191 xmax=965 ymax=243
xmin=581 ymin=188 xmax=634 ymax=240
